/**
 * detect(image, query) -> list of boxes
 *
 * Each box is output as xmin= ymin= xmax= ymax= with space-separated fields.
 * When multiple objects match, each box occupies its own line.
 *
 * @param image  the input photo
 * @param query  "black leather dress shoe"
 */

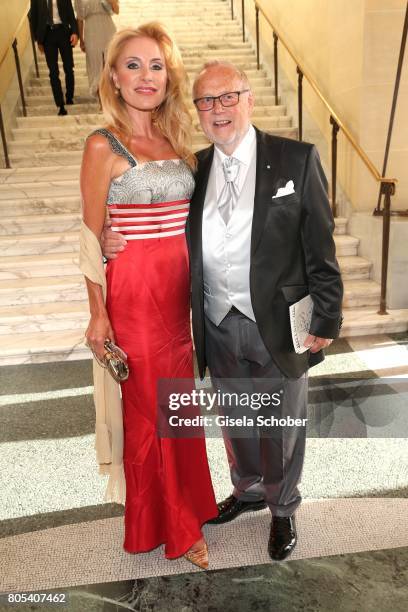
xmin=207 ymin=495 xmax=267 ymax=524
xmin=58 ymin=106 xmax=67 ymax=116
xmin=268 ymin=515 xmax=297 ymax=561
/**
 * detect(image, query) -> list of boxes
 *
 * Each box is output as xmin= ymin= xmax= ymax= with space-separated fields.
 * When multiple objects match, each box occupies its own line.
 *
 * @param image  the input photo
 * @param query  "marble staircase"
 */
xmin=0 ymin=0 xmax=407 ymax=365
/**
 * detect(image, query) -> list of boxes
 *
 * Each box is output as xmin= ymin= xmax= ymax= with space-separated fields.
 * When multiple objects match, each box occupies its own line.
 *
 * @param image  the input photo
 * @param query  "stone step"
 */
xmin=337 ymin=255 xmax=371 ymax=280
xmin=0 ymin=165 xmax=80 ymax=185
xmin=0 ymin=301 xmax=88 ymax=336
xmin=340 ymin=308 xmax=408 ymax=337
xmin=0 ymin=196 xmax=81 ymax=217
xmin=181 ymin=48 xmax=255 ymax=60
xmin=0 ymin=275 xmax=86 ymax=307
xmin=333 ymin=234 xmax=359 ymax=257
xmin=25 ymin=94 xmax=96 ymax=106
xmin=333 ymin=217 xmax=347 ymax=235
xmin=0 ymin=181 xmax=79 ymax=201
xmin=0 ymin=231 xmax=79 ymax=256
xmin=26 ymin=103 xmax=100 ymax=116
xmin=0 ymin=328 xmax=89 ymax=366
xmin=0 ymin=252 xmax=81 ymax=280
xmin=342 ymin=279 xmax=381 ymax=308
xmin=0 ymin=212 xmax=80 ymax=236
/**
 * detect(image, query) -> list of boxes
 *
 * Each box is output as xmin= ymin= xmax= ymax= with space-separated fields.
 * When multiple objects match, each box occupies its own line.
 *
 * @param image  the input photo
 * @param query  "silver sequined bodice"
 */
xmin=91 ymin=129 xmax=195 ymax=204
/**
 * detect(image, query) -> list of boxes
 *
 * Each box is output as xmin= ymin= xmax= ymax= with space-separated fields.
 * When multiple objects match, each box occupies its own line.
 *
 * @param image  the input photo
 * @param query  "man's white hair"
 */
xmin=192 ymin=60 xmax=251 ymax=97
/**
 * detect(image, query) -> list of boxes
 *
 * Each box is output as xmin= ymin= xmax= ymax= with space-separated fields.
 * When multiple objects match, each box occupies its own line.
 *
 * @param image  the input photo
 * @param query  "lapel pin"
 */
xmin=266 ymin=165 xmax=271 ymax=169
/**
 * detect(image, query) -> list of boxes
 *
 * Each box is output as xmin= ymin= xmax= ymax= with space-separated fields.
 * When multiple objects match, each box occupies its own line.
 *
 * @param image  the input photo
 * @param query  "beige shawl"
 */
xmin=79 ymin=220 xmax=126 ymax=505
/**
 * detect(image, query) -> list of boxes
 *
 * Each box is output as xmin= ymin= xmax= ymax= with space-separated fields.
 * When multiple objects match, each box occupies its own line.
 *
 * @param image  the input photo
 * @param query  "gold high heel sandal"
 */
xmin=184 ymin=541 xmax=209 ymax=570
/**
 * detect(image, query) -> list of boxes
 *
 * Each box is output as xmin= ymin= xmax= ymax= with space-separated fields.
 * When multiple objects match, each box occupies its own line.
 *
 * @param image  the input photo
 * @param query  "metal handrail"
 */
xmin=253 ymin=0 xmax=396 ymax=187
xmin=0 ymin=1 xmax=39 ymax=169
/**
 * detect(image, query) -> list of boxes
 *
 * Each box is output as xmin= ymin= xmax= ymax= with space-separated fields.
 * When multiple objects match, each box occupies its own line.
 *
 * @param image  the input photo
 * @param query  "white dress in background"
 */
xmin=75 ymin=0 xmax=117 ymax=96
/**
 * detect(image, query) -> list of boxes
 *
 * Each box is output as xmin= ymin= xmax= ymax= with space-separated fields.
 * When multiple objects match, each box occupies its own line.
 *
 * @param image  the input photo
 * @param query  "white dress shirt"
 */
xmin=214 ymin=124 xmax=256 ymax=200
xmin=51 ymin=0 xmax=62 ymax=24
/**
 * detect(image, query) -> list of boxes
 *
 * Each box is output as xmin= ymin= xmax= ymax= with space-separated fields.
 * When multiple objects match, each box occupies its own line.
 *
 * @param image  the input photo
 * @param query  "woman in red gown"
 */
xmin=80 ymin=23 xmax=217 ymax=568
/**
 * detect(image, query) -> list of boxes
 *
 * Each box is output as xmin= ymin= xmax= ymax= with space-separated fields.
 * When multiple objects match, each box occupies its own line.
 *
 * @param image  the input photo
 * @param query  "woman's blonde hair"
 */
xmin=99 ymin=22 xmax=196 ymax=169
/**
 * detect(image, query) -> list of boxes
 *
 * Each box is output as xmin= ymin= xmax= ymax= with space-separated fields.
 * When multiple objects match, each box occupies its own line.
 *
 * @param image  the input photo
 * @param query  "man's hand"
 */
xmin=101 ymin=218 xmax=127 ymax=259
xmin=304 ymin=334 xmax=333 ymax=354
xmin=38 ymin=43 xmax=44 ymax=54
xmin=70 ymin=34 xmax=79 ymax=47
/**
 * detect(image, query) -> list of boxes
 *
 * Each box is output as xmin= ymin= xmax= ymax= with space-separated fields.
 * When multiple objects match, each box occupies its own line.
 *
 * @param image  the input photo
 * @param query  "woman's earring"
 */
xmin=114 ymin=87 xmax=121 ymax=96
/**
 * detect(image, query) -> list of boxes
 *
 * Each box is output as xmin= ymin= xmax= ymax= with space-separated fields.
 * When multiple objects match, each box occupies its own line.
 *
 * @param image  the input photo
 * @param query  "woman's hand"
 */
xmin=86 ymin=313 xmax=115 ymax=361
xmin=80 ymin=39 xmax=86 ymax=52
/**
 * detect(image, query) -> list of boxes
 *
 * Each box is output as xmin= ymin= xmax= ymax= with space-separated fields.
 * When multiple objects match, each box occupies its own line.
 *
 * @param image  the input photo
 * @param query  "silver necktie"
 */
xmin=217 ymin=157 xmax=240 ymax=225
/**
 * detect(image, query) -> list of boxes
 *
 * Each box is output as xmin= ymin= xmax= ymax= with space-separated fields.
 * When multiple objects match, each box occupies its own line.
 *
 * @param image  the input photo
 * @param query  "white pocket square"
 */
xmin=272 ymin=180 xmax=295 ymax=198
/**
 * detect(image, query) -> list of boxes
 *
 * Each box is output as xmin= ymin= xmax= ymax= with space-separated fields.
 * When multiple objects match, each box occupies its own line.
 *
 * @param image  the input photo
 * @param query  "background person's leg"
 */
xmin=58 ymin=28 xmax=75 ymax=104
xmin=43 ymin=29 xmax=64 ymax=108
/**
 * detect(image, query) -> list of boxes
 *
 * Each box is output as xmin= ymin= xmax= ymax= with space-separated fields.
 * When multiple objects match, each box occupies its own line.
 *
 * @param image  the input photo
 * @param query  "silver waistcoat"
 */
xmin=202 ymin=151 xmax=257 ymax=326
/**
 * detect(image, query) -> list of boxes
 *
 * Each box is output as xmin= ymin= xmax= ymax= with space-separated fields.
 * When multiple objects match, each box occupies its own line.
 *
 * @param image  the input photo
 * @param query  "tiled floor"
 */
xmin=0 ymin=332 xmax=407 ymax=610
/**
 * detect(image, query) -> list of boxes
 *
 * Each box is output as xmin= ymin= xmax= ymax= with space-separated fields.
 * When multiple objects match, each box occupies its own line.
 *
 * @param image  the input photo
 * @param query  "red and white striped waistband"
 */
xmin=108 ymin=199 xmax=190 ymax=240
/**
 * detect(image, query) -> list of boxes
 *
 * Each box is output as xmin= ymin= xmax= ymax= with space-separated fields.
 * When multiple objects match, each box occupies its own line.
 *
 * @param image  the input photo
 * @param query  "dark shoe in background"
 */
xmin=58 ymin=106 xmax=67 ymax=116
xmin=207 ymin=494 xmax=267 ymax=524
xmin=268 ymin=515 xmax=297 ymax=561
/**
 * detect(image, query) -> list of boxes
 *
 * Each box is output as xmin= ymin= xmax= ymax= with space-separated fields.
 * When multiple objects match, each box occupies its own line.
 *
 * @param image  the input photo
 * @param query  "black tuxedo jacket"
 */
xmin=188 ymin=128 xmax=343 ymax=380
xmin=30 ymin=0 xmax=79 ymax=43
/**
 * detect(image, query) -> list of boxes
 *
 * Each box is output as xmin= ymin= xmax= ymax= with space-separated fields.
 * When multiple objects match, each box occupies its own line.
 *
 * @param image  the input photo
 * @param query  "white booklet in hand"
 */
xmin=289 ymin=294 xmax=313 ymax=354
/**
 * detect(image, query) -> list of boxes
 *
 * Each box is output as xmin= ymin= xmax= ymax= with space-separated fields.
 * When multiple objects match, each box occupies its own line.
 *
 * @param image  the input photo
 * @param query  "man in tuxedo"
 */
xmin=30 ymin=0 xmax=79 ymax=115
xmin=102 ymin=61 xmax=343 ymax=561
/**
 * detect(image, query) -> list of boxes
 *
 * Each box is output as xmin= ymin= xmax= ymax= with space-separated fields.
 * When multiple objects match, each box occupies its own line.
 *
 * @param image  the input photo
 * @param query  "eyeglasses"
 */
xmin=193 ymin=89 xmax=250 ymax=111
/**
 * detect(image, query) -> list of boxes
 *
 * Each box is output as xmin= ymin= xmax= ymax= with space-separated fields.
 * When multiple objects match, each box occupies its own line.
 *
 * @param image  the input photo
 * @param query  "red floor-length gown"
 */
xmin=94 ymin=129 xmax=217 ymax=558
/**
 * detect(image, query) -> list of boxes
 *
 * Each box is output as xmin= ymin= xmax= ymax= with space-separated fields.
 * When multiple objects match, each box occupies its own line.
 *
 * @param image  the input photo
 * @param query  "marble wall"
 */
xmin=0 ymin=0 xmax=30 ymax=99
xmin=237 ymin=0 xmax=408 ymax=212
xmin=0 ymin=0 xmax=32 ymax=150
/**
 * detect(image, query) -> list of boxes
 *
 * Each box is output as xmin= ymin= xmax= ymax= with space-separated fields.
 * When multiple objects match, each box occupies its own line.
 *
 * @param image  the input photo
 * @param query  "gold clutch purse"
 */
xmin=90 ymin=339 xmax=129 ymax=383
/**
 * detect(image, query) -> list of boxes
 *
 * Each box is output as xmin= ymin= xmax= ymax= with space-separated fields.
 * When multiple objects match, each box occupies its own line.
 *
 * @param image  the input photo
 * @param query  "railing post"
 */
xmin=273 ymin=31 xmax=279 ymax=105
xmin=231 ymin=0 xmax=234 ymax=20
xmin=330 ymin=116 xmax=339 ymax=218
xmin=255 ymin=5 xmax=260 ymax=69
xmin=12 ymin=38 xmax=27 ymax=118
xmin=241 ymin=0 xmax=245 ymax=42
xmin=297 ymin=67 xmax=303 ymax=141
xmin=29 ymin=15 xmax=39 ymax=78
xmin=378 ymin=182 xmax=395 ymax=315
xmin=375 ymin=2 xmax=407 ymax=214
xmin=0 ymin=106 xmax=11 ymax=169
